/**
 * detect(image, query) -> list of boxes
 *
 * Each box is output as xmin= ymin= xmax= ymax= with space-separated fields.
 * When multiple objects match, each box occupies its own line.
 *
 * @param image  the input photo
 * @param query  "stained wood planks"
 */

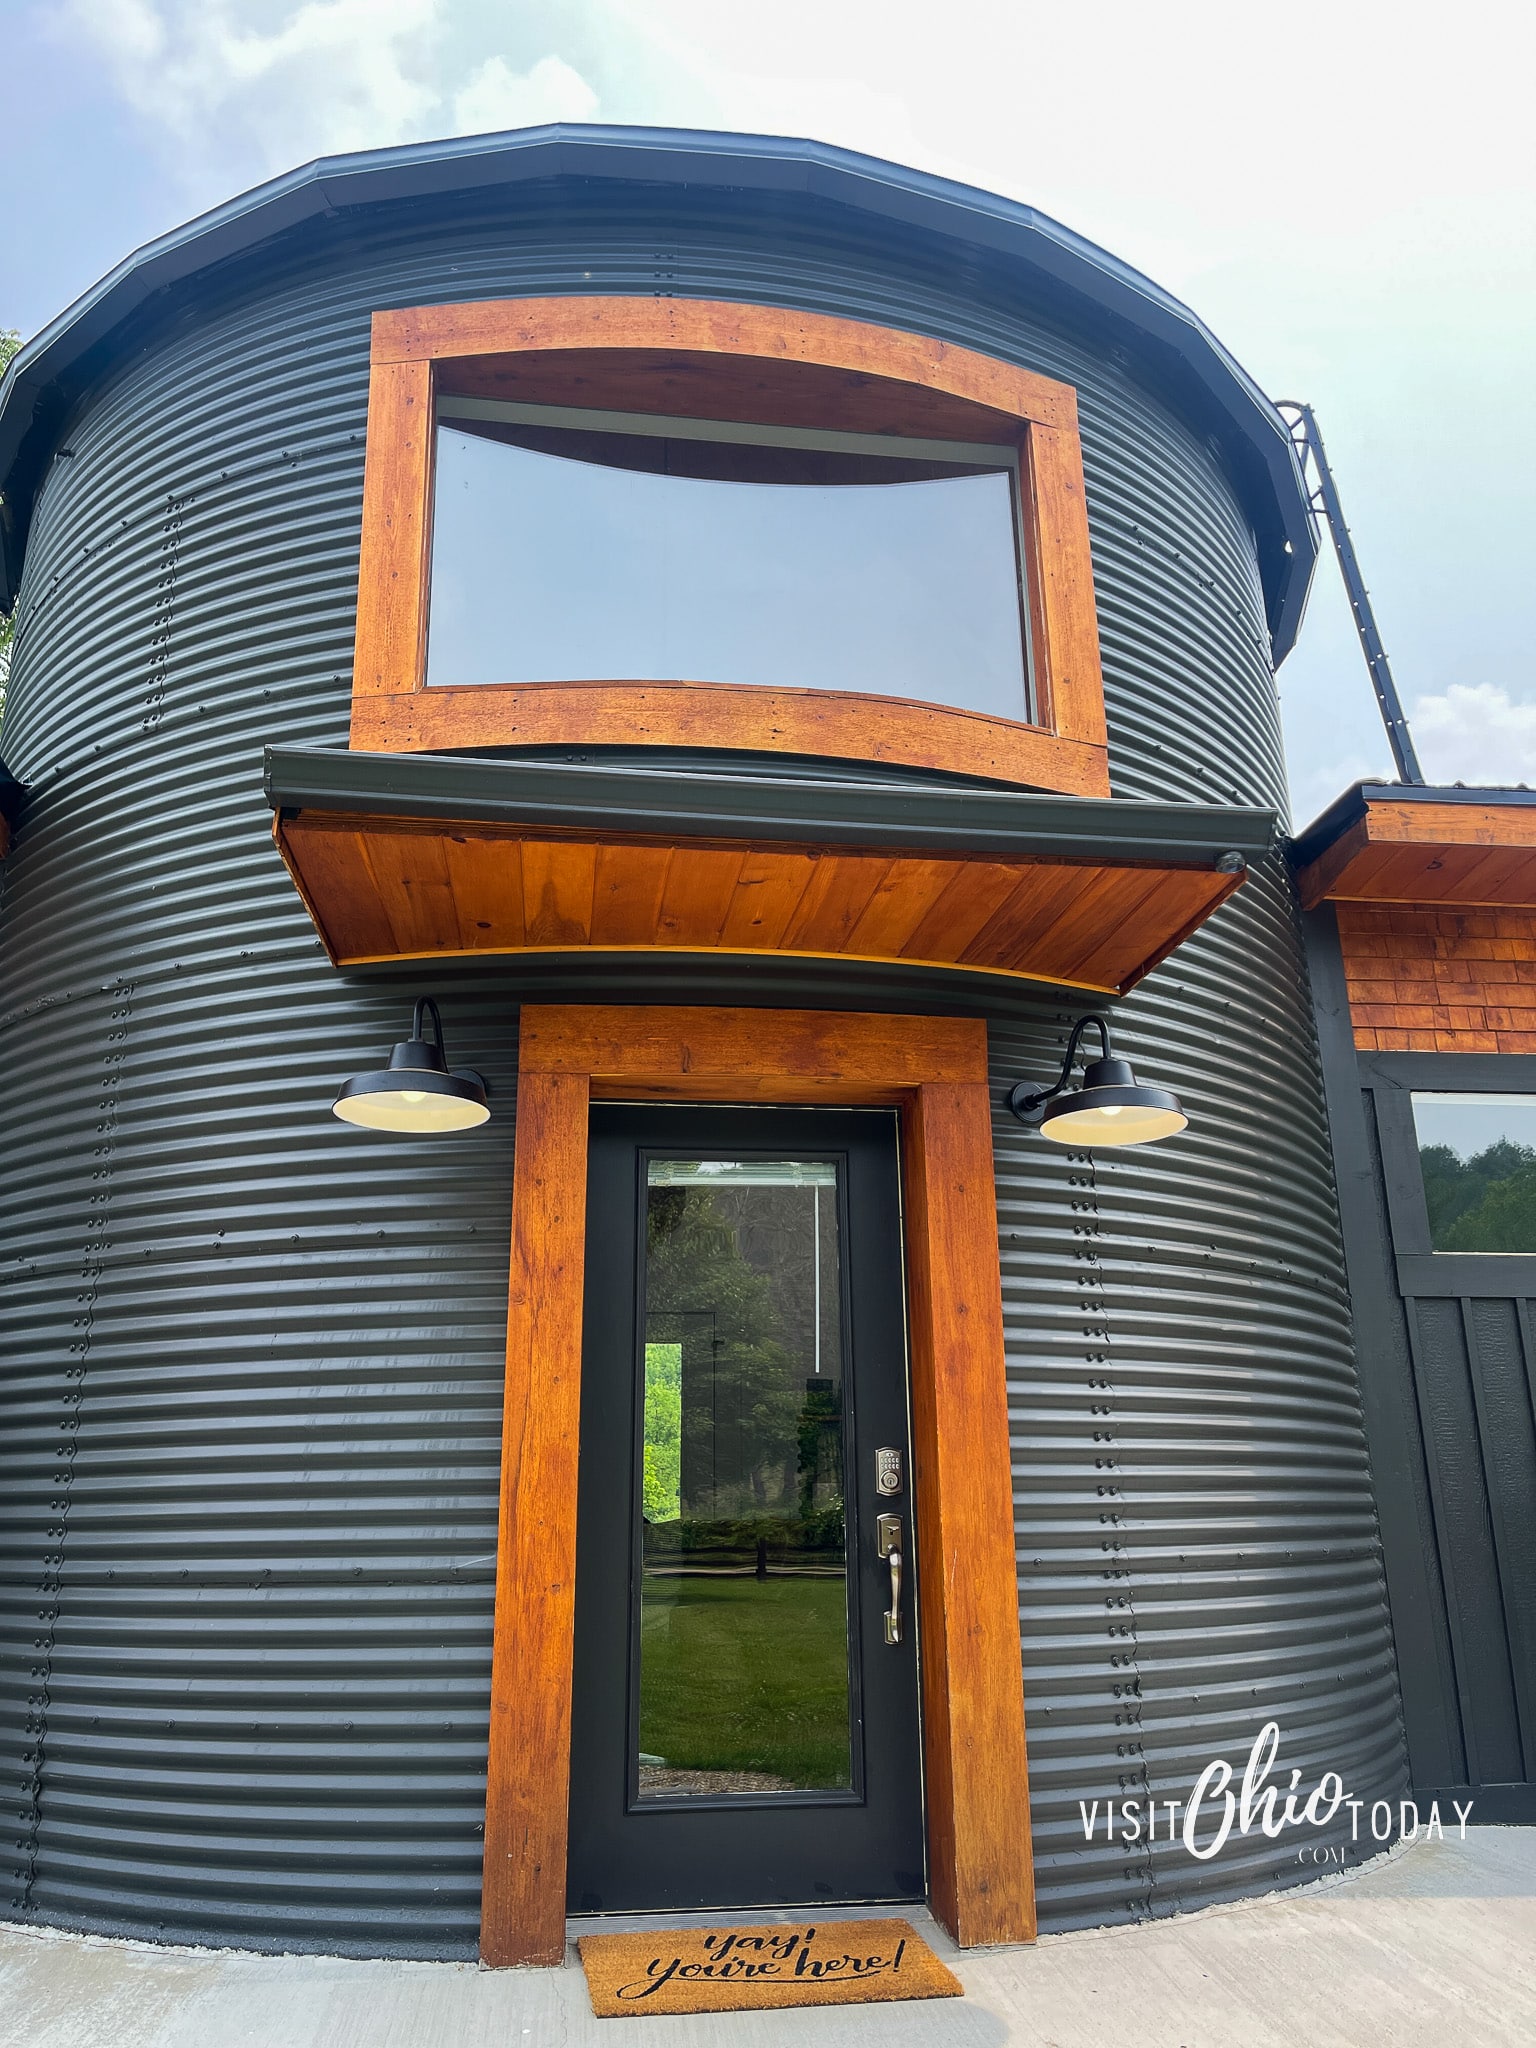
xmin=1023 ymin=416 xmax=1108 ymax=753
xmin=1298 ymin=796 xmax=1536 ymax=1048
xmin=439 ymin=345 xmax=1028 ymax=445
xmin=276 ymin=810 xmax=1240 ymax=993
xmin=519 ymin=1004 xmax=988 ymax=1095
xmin=351 ymin=358 xmax=433 ymax=706
xmin=520 ymin=840 xmax=596 ymax=946
xmin=373 ymin=296 xmax=1076 ymax=430
xmin=349 ymin=680 xmax=1111 ymax=797
xmin=590 ymin=841 xmax=671 ymax=945
xmin=1297 ymin=797 xmax=1536 ymax=911
xmin=481 ymin=1066 xmax=591 ymax=1968
xmin=901 ymin=1079 xmax=1035 ymax=1945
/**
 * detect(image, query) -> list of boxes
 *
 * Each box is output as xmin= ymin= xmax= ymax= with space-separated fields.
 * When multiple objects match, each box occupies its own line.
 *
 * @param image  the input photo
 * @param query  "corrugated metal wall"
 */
xmin=0 ymin=180 xmax=1405 ymax=1954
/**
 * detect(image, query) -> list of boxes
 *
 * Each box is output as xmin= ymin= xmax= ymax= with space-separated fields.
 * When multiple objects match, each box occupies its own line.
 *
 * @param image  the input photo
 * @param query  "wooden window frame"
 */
xmin=481 ymin=1004 xmax=1035 ymax=1965
xmin=350 ymin=296 xmax=1110 ymax=796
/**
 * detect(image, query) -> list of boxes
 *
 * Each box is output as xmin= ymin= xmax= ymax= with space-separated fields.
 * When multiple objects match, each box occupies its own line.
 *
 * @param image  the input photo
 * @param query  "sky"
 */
xmin=3 ymin=0 xmax=1533 ymax=825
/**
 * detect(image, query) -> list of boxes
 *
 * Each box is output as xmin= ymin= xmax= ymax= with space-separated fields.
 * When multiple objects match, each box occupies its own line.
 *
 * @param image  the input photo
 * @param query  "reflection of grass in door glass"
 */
xmin=640 ymin=1576 xmax=851 ymax=1788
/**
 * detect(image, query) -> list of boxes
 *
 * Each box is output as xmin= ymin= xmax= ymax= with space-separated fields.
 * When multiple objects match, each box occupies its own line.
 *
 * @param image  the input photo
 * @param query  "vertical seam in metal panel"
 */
xmin=145 ymin=492 xmax=189 ymax=738
xmin=16 ymin=975 xmax=133 ymax=1911
xmin=1082 ymin=1147 xmax=1155 ymax=1917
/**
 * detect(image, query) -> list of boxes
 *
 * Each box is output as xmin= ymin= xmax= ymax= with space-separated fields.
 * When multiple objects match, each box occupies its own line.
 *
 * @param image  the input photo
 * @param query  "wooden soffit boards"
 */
xmin=1295 ymin=788 xmax=1536 ymax=911
xmin=266 ymin=748 xmax=1272 ymax=997
xmin=350 ymin=294 xmax=1112 ymax=796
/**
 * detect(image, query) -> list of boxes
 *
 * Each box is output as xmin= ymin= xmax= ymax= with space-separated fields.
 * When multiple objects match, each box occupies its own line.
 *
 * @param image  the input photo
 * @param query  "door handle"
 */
xmin=876 ymin=1512 xmax=903 ymax=1645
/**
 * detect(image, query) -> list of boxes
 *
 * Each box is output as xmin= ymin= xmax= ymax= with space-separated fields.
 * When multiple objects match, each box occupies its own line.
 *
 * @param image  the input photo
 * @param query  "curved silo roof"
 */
xmin=0 ymin=121 xmax=1316 ymax=648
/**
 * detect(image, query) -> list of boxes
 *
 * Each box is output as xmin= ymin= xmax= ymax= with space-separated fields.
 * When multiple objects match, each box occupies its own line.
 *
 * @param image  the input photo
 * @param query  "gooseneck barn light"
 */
xmin=1007 ymin=1013 xmax=1186 ymax=1148
xmin=332 ymin=997 xmax=489 ymax=1133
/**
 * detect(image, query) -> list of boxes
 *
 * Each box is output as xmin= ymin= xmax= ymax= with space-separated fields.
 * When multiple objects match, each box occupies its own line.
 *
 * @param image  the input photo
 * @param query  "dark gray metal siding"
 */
xmin=0 ymin=182 xmax=1404 ymax=1954
xmin=996 ymin=870 xmax=1404 ymax=1926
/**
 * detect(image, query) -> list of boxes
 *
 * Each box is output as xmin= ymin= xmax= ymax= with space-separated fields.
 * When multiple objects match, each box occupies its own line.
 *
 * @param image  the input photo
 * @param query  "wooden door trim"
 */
xmin=481 ymin=1004 xmax=1035 ymax=1965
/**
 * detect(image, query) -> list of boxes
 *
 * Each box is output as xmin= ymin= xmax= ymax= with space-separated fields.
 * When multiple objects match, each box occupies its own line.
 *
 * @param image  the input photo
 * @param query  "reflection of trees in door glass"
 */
xmin=643 ymin=1182 xmax=843 ymax=1530
xmin=638 ymin=1171 xmax=853 ymax=1796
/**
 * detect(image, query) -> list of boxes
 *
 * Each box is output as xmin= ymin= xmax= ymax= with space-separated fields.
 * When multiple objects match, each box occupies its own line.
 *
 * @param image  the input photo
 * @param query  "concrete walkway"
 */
xmin=4 ymin=1829 xmax=1533 ymax=2047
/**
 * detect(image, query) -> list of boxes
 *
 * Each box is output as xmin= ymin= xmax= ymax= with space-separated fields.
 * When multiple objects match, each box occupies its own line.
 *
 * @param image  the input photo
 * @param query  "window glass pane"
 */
xmin=637 ymin=1157 xmax=851 ymax=1799
xmin=426 ymin=418 xmax=1032 ymax=719
xmin=1411 ymin=1093 xmax=1536 ymax=1252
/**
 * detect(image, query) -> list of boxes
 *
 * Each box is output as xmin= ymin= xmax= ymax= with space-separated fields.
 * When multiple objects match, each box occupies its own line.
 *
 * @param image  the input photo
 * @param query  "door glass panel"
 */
xmin=638 ymin=1158 xmax=851 ymax=1799
xmin=1411 ymin=1092 xmax=1536 ymax=1251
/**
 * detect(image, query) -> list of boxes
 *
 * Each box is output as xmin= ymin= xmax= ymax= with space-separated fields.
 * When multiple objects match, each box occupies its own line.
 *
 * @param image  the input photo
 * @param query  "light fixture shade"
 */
xmin=1038 ymin=1084 xmax=1187 ymax=1148
xmin=333 ymin=1065 xmax=489 ymax=1133
xmin=333 ymin=1000 xmax=490 ymax=1133
xmin=1009 ymin=1033 xmax=1188 ymax=1149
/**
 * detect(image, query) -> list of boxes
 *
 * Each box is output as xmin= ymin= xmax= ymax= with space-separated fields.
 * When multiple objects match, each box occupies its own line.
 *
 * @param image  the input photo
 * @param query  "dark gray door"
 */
xmin=567 ymin=1104 xmax=925 ymax=1913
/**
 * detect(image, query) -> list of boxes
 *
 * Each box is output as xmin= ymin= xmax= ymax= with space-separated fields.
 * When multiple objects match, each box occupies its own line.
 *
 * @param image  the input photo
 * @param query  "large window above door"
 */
xmin=349 ymin=296 xmax=1111 ymax=794
xmin=429 ymin=402 xmax=1034 ymax=719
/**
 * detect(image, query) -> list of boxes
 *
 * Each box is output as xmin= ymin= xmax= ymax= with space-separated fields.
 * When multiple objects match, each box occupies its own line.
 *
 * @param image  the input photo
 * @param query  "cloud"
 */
xmin=58 ymin=0 xmax=604 ymax=183
xmin=451 ymin=54 xmax=598 ymax=136
xmin=1408 ymin=684 xmax=1536 ymax=790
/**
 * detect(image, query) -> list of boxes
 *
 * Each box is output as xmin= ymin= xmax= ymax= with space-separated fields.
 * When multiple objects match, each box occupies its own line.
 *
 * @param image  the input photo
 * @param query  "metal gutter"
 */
xmin=264 ymin=745 xmax=1277 ymax=867
xmin=0 ymin=124 xmax=1315 ymax=646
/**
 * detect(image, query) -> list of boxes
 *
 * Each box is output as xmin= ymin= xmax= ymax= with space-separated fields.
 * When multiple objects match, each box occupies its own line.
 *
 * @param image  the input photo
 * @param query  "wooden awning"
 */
xmin=267 ymin=750 xmax=1273 ymax=996
xmin=1295 ymin=786 xmax=1536 ymax=910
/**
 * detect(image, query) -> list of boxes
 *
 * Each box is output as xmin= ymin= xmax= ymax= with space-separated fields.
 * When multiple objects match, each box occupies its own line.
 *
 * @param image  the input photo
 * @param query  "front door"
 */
xmin=568 ymin=1103 xmax=924 ymax=1913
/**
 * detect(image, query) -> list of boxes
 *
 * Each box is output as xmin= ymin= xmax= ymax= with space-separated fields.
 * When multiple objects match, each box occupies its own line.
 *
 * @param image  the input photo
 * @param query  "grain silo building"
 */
xmin=1 ymin=125 xmax=1440 ymax=1965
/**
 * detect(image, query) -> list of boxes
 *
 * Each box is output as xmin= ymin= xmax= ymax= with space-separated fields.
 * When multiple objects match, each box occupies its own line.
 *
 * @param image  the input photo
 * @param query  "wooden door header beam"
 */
xmin=519 ymin=1004 xmax=987 ymax=1096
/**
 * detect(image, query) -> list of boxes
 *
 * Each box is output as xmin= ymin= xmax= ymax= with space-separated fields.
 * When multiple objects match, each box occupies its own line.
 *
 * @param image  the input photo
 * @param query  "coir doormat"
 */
xmin=577 ymin=1918 xmax=962 ymax=2018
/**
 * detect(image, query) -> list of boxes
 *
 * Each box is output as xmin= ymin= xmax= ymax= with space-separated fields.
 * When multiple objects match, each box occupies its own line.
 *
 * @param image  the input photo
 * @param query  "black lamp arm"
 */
xmin=411 ymin=996 xmax=446 ymax=1054
xmin=1007 ymin=1012 xmax=1114 ymax=1123
xmin=404 ymin=997 xmax=488 ymax=1094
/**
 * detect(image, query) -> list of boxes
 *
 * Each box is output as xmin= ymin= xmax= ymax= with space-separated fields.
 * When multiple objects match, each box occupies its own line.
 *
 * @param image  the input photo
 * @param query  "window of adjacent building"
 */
xmin=1411 ymin=1092 xmax=1536 ymax=1252
xmin=424 ymin=399 xmax=1035 ymax=720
